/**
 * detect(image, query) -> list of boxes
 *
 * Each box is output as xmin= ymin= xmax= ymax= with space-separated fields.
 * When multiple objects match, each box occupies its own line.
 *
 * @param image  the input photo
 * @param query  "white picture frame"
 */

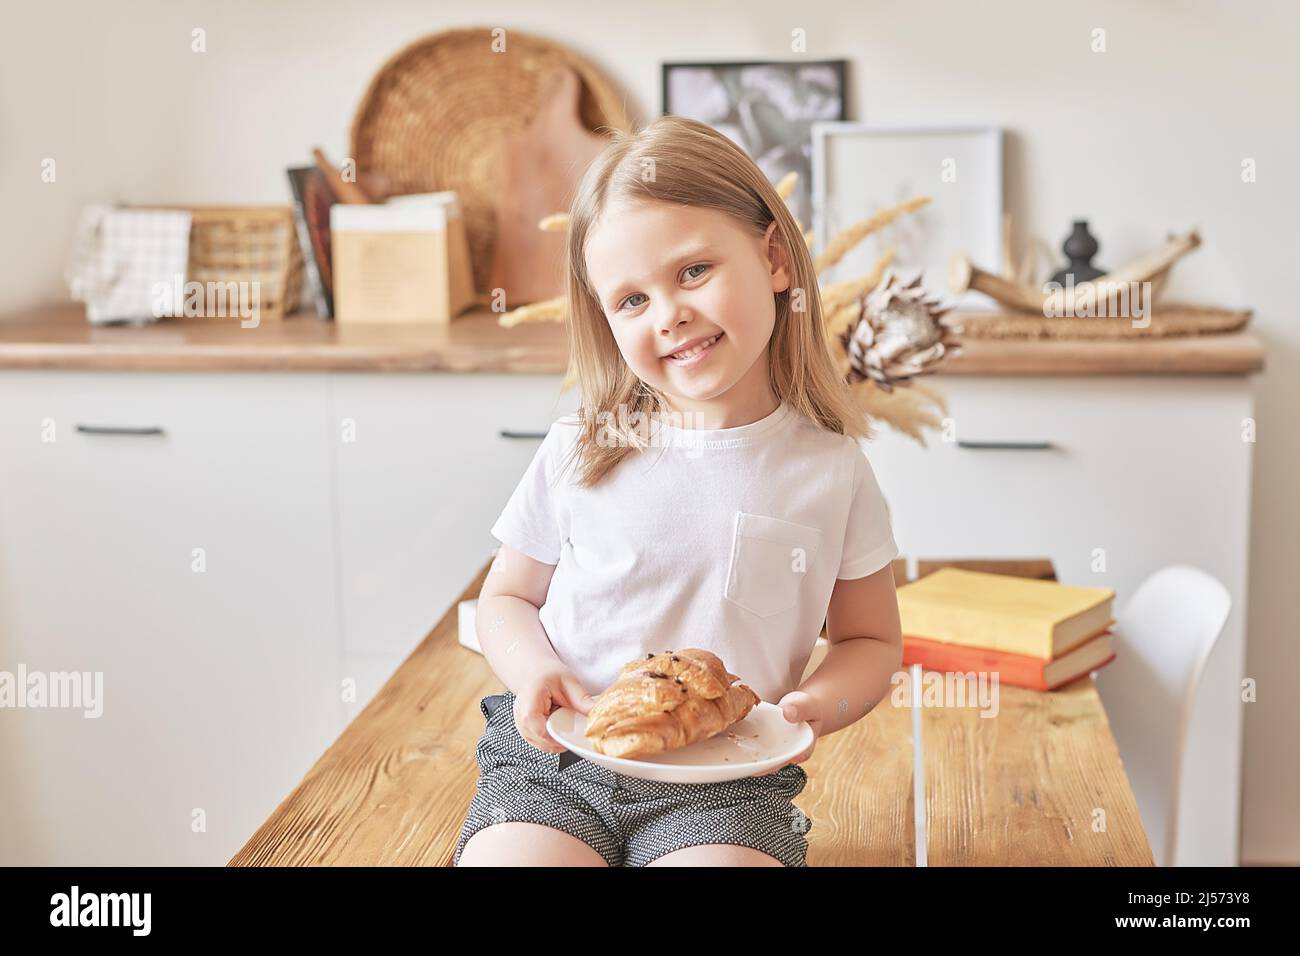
xmin=811 ymin=123 xmax=1004 ymax=310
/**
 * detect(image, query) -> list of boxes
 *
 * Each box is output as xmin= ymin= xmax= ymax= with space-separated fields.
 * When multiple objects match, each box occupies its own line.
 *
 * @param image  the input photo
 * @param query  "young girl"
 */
xmin=454 ymin=115 xmax=903 ymax=868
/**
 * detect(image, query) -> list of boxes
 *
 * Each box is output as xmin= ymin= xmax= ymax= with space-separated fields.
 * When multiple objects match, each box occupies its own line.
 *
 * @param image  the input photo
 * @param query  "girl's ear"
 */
xmin=764 ymin=220 xmax=792 ymax=294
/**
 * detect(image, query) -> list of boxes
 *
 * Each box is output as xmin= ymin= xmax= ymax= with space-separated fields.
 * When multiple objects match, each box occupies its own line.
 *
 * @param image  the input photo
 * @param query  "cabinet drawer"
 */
xmin=863 ymin=375 xmax=1253 ymax=584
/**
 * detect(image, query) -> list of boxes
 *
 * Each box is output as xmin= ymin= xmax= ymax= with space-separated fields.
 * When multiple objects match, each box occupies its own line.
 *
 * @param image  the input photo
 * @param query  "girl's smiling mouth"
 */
xmin=664 ymin=331 xmax=724 ymax=367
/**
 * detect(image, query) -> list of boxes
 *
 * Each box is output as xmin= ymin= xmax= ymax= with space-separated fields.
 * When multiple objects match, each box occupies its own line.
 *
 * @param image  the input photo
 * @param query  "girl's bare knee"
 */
xmin=457 ymin=821 xmax=609 ymax=866
xmin=645 ymin=843 xmax=785 ymax=867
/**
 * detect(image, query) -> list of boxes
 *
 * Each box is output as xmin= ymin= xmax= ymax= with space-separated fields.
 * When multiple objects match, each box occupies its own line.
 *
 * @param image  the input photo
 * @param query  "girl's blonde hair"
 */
xmin=563 ymin=114 xmax=868 ymax=488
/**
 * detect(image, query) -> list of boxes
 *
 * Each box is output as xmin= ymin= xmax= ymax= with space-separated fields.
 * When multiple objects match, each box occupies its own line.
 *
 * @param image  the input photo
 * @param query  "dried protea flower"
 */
xmin=841 ymin=271 xmax=962 ymax=392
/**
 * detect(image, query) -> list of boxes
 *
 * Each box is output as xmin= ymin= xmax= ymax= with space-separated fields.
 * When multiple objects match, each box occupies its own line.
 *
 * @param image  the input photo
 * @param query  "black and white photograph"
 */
xmin=664 ymin=59 xmax=847 ymax=228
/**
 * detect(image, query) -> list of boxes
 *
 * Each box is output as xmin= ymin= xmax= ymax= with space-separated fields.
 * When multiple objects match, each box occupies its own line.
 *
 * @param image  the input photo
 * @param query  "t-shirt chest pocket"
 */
xmin=724 ymin=512 xmax=823 ymax=618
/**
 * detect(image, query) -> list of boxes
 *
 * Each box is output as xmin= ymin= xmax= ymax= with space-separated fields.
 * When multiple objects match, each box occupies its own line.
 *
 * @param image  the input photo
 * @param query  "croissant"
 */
xmin=583 ymin=648 xmax=760 ymax=758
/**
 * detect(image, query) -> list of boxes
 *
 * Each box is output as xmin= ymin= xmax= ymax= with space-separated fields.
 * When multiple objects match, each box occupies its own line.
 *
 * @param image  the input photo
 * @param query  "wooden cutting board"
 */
xmin=489 ymin=64 xmax=612 ymax=306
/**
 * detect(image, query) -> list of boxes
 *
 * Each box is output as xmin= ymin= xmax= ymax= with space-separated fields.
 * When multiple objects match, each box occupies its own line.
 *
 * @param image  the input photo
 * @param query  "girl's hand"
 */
xmin=514 ymin=667 xmax=596 ymax=754
xmin=775 ymin=690 xmax=823 ymax=766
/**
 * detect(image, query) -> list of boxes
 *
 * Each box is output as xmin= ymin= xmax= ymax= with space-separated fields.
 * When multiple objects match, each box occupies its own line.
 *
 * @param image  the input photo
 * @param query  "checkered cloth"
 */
xmin=65 ymin=204 xmax=192 ymax=324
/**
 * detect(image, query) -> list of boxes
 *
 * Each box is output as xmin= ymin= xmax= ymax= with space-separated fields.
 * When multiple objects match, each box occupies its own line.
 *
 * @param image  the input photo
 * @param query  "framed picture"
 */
xmin=811 ymin=123 xmax=1003 ymax=309
xmin=662 ymin=60 xmax=847 ymax=228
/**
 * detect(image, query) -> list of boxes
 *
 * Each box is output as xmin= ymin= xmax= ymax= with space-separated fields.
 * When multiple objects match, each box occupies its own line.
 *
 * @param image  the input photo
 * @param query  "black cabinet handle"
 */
xmin=499 ymin=430 xmax=548 ymax=440
xmin=76 ymin=425 xmax=166 ymax=436
xmin=957 ymin=439 xmax=1055 ymax=450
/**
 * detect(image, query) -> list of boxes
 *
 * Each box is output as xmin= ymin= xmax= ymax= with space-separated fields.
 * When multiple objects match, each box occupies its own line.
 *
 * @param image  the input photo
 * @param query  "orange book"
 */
xmin=902 ymin=629 xmax=1116 ymax=691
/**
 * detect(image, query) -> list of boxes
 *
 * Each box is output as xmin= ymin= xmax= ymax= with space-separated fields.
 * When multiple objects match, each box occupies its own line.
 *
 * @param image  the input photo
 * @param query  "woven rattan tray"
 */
xmin=955 ymin=303 xmax=1250 ymax=339
xmin=350 ymin=27 xmax=633 ymax=293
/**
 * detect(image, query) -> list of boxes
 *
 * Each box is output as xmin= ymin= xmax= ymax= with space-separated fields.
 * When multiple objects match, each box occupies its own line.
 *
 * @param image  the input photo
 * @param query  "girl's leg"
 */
xmin=619 ymin=765 xmax=812 ymax=867
xmin=457 ymin=821 xmax=610 ymax=867
xmin=644 ymin=843 xmax=784 ymax=867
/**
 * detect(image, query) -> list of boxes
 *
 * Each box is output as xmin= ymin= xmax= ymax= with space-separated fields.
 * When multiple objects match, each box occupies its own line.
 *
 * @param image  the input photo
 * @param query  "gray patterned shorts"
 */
xmin=453 ymin=691 xmax=814 ymax=867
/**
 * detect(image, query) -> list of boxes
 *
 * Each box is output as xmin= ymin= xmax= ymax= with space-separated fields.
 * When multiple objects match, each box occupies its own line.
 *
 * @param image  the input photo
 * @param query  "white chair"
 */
xmin=1095 ymin=565 xmax=1231 ymax=867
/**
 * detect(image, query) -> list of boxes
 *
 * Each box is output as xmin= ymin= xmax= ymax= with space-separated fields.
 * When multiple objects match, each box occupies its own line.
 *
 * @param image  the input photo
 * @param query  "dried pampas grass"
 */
xmin=497 ymin=296 xmax=566 ymax=327
xmin=822 ymin=247 xmax=896 ymax=337
xmin=774 ymin=171 xmax=798 ymax=201
xmin=848 ymin=378 xmax=950 ymax=447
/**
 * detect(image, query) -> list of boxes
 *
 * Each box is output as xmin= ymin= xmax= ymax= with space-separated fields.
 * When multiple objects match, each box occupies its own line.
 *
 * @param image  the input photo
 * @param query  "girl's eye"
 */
xmin=614 ymin=265 xmax=709 ymax=312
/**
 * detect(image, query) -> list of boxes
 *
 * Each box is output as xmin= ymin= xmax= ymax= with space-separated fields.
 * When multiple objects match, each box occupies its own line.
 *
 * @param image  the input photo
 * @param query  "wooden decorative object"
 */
xmin=1095 ymin=230 xmax=1201 ymax=288
xmin=488 ymin=65 xmax=612 ymax=307
xmin=349 ymin=28 xmax=633 ymax=295
xmin=1001 ymin=211 xmax=1044 ymax=286
xmin=949 ymin=230 xmax=1202 ymax=315
xmin=948 ymin=256 xmax=1044 ymax=312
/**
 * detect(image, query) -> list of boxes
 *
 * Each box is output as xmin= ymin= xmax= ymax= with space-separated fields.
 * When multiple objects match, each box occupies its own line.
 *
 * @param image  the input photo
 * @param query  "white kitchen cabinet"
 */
xmin=861 ymin=375 xmax=1255 ymax=866
xmin=329 ymin=373 xmax=579 ymax=722
xmin=0 ymin=367 xmax=579 ymax=864
xmin=0 ymin=370 xmax=343 ymax=866
xmin=329 ymin=372 xmax=578 ymax=668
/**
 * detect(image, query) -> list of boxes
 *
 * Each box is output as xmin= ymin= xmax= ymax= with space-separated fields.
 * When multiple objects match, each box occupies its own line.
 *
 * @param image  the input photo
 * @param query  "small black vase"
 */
xmin=1049 ymin=220 xmax=1106 ymax=285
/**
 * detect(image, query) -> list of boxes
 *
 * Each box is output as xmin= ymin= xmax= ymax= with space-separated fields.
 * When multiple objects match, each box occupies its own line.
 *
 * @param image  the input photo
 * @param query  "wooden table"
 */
xmin=230 ymin=558 xmax=1153 ymax=866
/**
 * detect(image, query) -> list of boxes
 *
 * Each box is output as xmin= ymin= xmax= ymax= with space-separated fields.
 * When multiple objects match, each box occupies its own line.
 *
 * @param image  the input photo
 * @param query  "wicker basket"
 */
xmin=183 ymin=206 xmax=303 ymax=321
xmin=350 ymin=27 xmax=633 ymax=294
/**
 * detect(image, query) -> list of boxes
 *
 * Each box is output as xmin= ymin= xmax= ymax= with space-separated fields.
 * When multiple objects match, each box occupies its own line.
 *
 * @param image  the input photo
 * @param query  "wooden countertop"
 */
xmin=0 ymin=302 xmax=1265 ymax=375
xmin=230 ymin=557 xmax=1153 ymax=867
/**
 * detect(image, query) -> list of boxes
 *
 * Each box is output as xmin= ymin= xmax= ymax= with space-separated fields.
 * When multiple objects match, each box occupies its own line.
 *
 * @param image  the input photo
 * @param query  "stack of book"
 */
xmin=896 ymin=568 xmax=1117 ymax=691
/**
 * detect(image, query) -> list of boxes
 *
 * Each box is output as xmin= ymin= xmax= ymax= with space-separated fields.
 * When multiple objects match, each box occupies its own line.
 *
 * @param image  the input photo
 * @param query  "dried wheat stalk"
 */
xmin=822 ymin=247 xmax=896 ymax=322
xmin=497 ymin=296 xmax=566 ymax=327
xmin=814 ymin=196 xmax=931 ymax=275
xmin=851 ymin=377 xmax=949 ymax=447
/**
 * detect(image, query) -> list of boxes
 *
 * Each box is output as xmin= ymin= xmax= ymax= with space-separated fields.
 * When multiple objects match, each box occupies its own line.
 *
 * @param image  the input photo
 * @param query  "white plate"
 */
xmin=546 ymin=700 xmax=814 ymax=784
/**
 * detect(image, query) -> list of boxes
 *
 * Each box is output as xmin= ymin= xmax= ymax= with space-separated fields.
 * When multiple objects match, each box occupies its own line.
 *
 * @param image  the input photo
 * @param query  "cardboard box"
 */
xmin=331 ymin=192 xmax=475 ymax=323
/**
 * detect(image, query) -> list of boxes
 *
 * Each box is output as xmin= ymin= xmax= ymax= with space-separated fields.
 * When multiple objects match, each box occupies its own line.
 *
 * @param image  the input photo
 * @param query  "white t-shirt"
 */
xmin=489 ymin=400 xmax=899 ymax=703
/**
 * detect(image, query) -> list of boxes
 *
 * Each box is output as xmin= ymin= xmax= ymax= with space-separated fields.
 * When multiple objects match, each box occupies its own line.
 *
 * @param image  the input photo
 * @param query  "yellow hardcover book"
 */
xmin=897 ymin=568 xmax=1115 ymax=658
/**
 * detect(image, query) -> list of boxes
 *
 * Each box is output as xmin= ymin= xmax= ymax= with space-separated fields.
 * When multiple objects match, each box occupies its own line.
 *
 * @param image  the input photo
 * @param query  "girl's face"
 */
xmin=584 ymin=197 xmax=790 ymax=419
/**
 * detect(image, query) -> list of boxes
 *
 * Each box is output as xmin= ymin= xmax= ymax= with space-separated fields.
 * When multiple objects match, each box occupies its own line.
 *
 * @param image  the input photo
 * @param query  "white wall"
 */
xmin=3 ymin=0 xmax=1297 ymax=862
